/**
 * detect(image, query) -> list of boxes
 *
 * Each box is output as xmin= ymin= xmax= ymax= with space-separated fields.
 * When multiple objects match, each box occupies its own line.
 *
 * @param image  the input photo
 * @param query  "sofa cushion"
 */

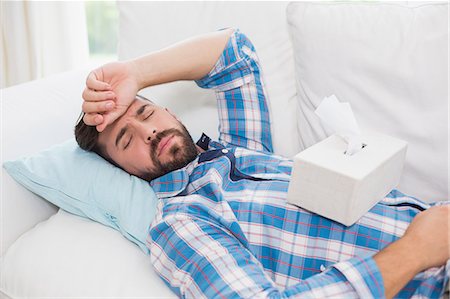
xmin=0 ymin=210 xmax=176 ymax=298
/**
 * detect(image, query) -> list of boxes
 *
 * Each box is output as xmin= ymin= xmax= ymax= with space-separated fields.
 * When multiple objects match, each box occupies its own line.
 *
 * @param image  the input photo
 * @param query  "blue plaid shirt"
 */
xmin=147 ymin=29 xmax=449 ymax=298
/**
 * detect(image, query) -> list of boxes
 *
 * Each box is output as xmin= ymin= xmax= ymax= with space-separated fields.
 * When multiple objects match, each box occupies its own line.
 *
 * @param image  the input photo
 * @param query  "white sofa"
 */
xmin=1 ymin=2 xmax=448 ymax=298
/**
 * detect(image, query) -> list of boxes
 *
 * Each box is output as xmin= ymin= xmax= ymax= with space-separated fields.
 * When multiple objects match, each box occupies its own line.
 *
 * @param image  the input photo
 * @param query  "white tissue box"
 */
xmin=287 ymin=133 xmax=407 ymax=226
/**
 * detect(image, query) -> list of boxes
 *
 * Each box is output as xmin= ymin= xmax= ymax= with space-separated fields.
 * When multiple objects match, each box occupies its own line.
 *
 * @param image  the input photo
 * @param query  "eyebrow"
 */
xmin=115 ymin=104 xmax=150 ymax=148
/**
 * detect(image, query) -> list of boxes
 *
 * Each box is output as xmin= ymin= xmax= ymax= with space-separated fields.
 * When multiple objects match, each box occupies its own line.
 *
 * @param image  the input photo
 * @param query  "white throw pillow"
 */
xmin=0 ymin=210 xmax=176 ymax=298
xmin=287 ymin=1 xmax=448 ymax=202
xmin=117 ymin=1 xmax=300 ymax=157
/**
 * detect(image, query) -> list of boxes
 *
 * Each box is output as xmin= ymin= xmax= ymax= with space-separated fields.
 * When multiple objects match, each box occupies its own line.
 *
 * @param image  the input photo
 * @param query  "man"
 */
xmin=76 ymin=28 xmax=449 ymax=298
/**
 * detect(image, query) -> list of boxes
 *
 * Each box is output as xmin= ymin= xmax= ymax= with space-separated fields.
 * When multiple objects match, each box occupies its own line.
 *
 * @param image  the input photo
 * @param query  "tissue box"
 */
xmin=287 ymin=133 xmax=407 ymax=226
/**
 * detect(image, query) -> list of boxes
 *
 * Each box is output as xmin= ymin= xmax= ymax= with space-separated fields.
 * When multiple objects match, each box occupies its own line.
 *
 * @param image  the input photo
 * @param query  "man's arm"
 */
xmin=131 ymin=28 xmax=235 ymax=87
xmin=150 ymin=212 xmax=379 ymax=298
xmin=193 ymin=29 xmax=273 ymax=152
xmin=150 ymin=202 xmax=449 ymax=298
xmin=373 ymin=205 xmax=450 ymax=298
xmin=82 ymin=28 xmax=234 ymax=131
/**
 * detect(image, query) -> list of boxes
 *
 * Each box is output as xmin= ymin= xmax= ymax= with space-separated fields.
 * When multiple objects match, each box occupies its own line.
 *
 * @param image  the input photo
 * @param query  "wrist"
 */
xmin=373 ymin=236 xmax=424 ymax=298
xmin=390 ymin=235 xmax=425 ymax=273
xmin=127 ymin=59 xmax=146 ymax=90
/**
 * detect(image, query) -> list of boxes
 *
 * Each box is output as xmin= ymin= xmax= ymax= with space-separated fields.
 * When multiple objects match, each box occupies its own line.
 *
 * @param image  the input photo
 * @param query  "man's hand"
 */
xmin=402 ymin=205 xmax=450 ymax=270
xmin=374 ymin=205 xmax=450 ymax=298
xmin=82 ymin=61 xmax=140 ymax=132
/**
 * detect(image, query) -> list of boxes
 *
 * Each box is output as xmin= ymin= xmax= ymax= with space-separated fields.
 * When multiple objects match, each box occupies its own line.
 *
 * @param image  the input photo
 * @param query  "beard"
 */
xmin=143 ymin=124 xmax=198 ymax=181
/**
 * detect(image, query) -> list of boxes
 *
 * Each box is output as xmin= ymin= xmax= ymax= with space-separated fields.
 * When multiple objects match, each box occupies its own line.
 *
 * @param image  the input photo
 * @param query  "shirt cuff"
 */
xmin=333 ymin=255 xmax=385 ymax=299
xmin=194 ymin=29 xmax=253 ymax=91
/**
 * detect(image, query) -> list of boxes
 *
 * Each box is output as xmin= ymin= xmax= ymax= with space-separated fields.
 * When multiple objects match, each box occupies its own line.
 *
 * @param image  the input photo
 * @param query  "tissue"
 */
xmin=315 ymin=95 xmax=363 ymax=155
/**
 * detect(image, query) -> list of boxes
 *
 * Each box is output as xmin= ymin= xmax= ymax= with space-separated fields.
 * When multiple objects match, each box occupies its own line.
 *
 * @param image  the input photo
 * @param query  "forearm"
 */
xmin=129 ymin=28 xmax=234 ymax=89
xmin=152 ymin=215 xmax=376 ymax=298
xmin=373 ymin=236 xmax=423 ymax=299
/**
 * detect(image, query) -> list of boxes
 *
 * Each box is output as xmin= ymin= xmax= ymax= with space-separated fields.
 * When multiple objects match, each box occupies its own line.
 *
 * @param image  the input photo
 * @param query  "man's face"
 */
xmin=98 ymin=98 xmax=198 ymax=181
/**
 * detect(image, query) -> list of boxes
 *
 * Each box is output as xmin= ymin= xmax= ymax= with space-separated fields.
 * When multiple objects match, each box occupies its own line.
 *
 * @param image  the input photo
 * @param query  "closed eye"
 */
xmin=144 ymin=110 xmax=155 ymax=120
xmin=124 ymin=136 xmax=132 ymax=150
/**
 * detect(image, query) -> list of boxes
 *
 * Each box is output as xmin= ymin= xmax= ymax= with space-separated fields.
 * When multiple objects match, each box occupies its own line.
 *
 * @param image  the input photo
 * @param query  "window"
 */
xmin=85 ymin=1 xmax=118 ymax=65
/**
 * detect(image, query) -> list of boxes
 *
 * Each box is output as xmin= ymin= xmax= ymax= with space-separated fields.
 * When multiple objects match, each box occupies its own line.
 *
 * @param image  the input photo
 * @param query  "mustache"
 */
xmin=150 ymin=128 xmax=183 ymax=153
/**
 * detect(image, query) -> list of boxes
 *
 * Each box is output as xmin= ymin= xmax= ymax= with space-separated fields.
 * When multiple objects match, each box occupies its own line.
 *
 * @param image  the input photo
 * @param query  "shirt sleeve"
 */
xmin=149 ymin=212 xmax=386 ymax=299
xmin=194 ymin=28 xmax=273 ymax=153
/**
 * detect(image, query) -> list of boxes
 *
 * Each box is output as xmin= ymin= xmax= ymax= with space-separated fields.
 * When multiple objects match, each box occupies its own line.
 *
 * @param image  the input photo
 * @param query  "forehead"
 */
xmin=98 ymin=98 xmax=157 ymax=143
xmin=128 ymin=97 xmax=156 ymax=113
xmin=115 ymin=97 xmax=157 ymax=123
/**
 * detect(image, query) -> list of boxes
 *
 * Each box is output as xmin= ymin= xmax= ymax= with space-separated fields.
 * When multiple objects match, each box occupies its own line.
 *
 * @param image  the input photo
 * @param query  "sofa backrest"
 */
xmin=117 ymin=1 xmax=300 ymax=158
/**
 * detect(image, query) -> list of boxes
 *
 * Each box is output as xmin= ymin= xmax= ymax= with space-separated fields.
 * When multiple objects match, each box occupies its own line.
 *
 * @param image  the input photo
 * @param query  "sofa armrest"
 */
xmin=1 ymin=69 xmax=89 ymax=256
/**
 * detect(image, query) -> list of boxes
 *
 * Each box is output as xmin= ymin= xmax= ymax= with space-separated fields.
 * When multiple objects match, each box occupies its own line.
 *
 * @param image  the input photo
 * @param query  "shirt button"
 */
xmin=222 ymin=149 xmax=229 ymax=154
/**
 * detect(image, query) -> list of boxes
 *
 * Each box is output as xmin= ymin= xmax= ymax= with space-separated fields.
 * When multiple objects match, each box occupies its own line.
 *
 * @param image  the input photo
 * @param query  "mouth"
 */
xmin=157 ymin=135 xmax=174 ymax=157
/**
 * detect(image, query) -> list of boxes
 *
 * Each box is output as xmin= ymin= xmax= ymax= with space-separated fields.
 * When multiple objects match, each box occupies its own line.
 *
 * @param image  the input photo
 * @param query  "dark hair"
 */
xmin=74 ymin=112 xmax=112 ymax=161
xmin=74 ymin=94 xmax=154 ymax=164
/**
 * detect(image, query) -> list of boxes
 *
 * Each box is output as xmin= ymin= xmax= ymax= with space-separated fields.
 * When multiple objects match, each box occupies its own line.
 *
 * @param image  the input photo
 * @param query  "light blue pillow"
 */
xmin=3 ymin=139 xmax=157 ymax=255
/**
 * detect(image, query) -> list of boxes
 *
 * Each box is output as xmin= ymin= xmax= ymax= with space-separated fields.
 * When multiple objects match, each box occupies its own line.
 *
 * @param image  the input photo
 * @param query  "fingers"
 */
xmin=95 ymin=112 xmax=118 ymax=132
xmin=83 ymin=113 xmax=104 ymax=127
xmin=82 ymin=100 xmax=115 ymax=114
xmin=82 ymin=71 xmax=116 ymax=130
xmin=96 ymin=121 xmax=109 ymax=133
xmin=83 ymin=110 xmax=121 ymax=133
xmin=82 ymin=88 xmax=115 ymax=102
xmin=83 ymin=113 xmax=109 ymax=132
xmin=85 ymin=69 xmax=112 ymax=91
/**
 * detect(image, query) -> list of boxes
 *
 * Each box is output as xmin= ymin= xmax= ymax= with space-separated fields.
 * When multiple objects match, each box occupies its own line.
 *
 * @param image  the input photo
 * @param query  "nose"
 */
xmin=144 ymin=128 xmax=157 ymax=144
xmin=132 ymin=120 xmax=157 ymax=144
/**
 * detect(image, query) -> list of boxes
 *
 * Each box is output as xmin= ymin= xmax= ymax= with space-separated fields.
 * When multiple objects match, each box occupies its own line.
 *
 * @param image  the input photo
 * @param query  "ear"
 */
xmin=165 ymin=107 xmax=180 ymax=121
